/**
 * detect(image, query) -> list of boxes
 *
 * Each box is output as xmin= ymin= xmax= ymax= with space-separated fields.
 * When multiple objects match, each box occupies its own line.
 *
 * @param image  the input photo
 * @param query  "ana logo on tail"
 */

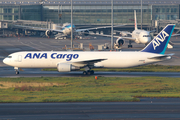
xmin=141 ymin=24 xmax=175 ymax=54
xmin=152 ymin=31 xmax=169 ymax=50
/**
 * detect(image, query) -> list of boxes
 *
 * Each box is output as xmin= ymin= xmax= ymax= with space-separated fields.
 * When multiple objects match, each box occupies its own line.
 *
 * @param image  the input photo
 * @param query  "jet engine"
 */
xmin=57 ymin=63 xmax=79 ymax=72
xmin=45 ymin=30 xmax=52 ymax=37
xmin=114 ymin=37 xmax=125 ymax=49
xmin=82 ymin=30 xmax=89 ymax=36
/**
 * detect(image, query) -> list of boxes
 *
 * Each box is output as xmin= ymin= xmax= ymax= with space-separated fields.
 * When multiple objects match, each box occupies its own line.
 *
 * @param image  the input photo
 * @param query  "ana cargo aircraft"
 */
xmin=3 ymin=24 xmax=175 ymax=75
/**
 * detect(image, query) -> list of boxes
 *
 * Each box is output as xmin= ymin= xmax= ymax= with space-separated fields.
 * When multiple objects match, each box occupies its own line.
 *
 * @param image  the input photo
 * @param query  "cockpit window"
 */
xmin=7 ymin=56 xmax=12 ymax=58
xmin=143 ymin=35 xmax=150 ymax=37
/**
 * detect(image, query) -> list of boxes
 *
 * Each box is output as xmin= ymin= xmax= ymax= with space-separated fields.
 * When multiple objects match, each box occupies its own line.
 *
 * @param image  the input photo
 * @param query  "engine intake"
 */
xmin=45 ymin=30 xmax=52 ymax=37
xmin=114 ymin=37 xmax=125 ymax=49
xmin=82 ymin=30 xmax=89 ymax=36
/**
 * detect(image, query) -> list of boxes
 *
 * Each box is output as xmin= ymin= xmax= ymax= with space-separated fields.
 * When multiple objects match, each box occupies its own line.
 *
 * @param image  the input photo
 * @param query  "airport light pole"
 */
xmin=71 ymin=0 xmax=73 ymax=50
xmin=141 ymin=0 xmax=142 ymax=30
xmin=111 ymin=0 xmax=114 ymax=50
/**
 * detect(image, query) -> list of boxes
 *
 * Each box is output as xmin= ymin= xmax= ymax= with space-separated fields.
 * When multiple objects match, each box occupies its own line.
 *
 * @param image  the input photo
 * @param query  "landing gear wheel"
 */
xmin=15 ymin=71 xmax=19 ymax=75
xmin=128 ymin=45 xmax=132 ymax=48
xmin=90 ymin=70 xmax=94 ymax=75
xmin=87 ymin=70 xmax=91 ymax=75
xmin=83 ymin=71 xmax=87 ymax=75
xmin=83 ymin=70 xmax=94 ymax=75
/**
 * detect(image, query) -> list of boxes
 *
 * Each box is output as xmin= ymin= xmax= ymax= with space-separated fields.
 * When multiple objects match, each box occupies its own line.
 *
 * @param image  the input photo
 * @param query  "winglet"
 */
xmin=141 ymin=24 xmax=175 ymax=54
xmin=134 ymin=10 xmax=138 ymax=30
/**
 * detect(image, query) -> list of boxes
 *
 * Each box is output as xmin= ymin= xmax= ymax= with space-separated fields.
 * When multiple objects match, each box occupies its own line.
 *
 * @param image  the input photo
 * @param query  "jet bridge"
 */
xmin=11 ymin=20 xmax=61 ymax=36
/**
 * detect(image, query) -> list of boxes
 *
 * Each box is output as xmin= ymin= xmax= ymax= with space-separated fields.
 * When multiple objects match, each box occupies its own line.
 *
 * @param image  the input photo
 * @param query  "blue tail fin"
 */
xmin=141 ymin=24 xmax=175 ymax=54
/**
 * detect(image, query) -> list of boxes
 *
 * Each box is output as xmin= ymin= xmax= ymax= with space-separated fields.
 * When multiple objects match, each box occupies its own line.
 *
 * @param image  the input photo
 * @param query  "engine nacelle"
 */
xmin=82 ymin=30 xmax=89 ymax=36
xmin=45 ymin=30 xmax=52 ymax=37
xmin=57 ymin=63 xmax=79 ymax=72
xmin=115 ymin=37 xmax=125 ymax=48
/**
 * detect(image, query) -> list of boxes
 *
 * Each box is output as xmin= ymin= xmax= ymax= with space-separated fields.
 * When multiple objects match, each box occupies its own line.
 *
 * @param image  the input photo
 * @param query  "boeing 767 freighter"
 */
xmin=3 ymin=24 xmax=175 ymax=75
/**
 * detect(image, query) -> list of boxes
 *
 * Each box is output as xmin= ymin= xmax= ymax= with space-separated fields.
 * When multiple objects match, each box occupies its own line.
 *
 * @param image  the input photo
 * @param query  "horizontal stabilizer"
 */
xmin=148 ymin=54 xmax=174 ymax=60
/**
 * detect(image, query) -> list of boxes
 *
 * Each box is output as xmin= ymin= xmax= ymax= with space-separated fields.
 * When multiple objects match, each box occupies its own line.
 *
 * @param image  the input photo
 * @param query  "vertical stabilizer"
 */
xmin=134 ymin=10 xmax=138 ymax=30
xmin=141 ymin=24 xmax=175 ymax=54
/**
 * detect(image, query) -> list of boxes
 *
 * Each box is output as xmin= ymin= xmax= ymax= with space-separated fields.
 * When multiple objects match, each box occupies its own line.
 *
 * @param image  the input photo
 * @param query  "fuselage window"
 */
xmin=143 ymin=35 xmax=150 ymax=37
xmin=7 ymin=56 xmax=12 ymax=58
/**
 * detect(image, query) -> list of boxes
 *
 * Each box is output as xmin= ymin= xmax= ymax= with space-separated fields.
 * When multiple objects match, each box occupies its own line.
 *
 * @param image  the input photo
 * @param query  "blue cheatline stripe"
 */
xmin=160 ymin=25 xmax=175 ymax=54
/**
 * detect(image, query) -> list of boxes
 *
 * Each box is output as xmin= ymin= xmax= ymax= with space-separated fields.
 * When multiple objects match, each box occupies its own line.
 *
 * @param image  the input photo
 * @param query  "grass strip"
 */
xmin=42 ymin=65 xmax=180 ymax=72
xmin=0 ymin=76 xmax=180 ymax=102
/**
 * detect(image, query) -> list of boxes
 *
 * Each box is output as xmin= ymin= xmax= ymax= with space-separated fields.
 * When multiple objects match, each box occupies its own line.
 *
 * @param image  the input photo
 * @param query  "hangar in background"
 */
xmin=0 ymin=0 xmax=179 ymax=27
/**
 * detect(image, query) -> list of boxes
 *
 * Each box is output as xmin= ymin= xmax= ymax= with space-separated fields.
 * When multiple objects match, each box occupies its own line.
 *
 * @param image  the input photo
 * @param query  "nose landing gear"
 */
xmin=14 ymin=67 xmax=19 ymax=75
xmin=15 ymin=70 xmax=19 ymax=75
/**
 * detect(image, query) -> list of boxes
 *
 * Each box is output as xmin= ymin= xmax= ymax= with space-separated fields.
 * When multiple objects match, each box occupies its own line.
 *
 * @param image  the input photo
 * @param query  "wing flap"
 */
xmin=76 ymin=25 xmax=125 ymax=32
xmin=70 ymin=58 xmax=107 ymax=67
xmin=88 ymin=32 xmax=136 ymax=41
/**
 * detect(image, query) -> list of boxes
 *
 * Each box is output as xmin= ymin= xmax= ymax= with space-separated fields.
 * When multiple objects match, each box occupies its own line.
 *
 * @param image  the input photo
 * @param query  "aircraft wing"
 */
xmin=14 ymin=25 xmax=64 ymax=33
xmin=114 ymin=30 xmax=132 ymax=36
xmin=75 ymin=25 xmax=125 ymax=32
xmin=88 ymin=32 xmax=136 ymax=41
xmin=70 ymin=58 xmax=107 ymax=67
xmin=172 ymin=34 xmax=180 ymax=37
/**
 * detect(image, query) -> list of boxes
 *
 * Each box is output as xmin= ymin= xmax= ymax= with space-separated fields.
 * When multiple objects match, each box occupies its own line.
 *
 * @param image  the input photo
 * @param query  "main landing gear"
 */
xmin=83 ymin=66 xmax=94 ymax=75
xmin=83 ymin=70 xmax=94 ymax=75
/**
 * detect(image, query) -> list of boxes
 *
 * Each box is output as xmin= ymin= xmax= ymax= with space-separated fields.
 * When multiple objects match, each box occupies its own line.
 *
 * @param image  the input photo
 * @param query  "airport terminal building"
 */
xmin=0 ymin=0 xmax=180 ymax=26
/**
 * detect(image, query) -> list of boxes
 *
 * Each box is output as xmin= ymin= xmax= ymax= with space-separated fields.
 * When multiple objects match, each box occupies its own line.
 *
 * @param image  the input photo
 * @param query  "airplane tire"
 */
xmin=87 ymin=70 xmax=91 ymax=75
xmin=128 ymin=45 xmax=133 ymax=48
xmin=90 ymin=70 xmax=94 ymax=75
xmin=83 ymin=71 xmax=87 ymax=75
xmin=16 ymin=71 xmax=19 ymax=75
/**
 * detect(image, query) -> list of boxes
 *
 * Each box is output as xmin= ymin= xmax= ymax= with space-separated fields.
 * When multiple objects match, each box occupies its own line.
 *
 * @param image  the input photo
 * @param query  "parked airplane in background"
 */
xmin=91 ymin=10 xmax=174 ymax=49
xmin=90 ymin=10 xmax=152 ymax=48
xmin=3 ymin=24 xmax=175 ymax=75
xmin=14 ymin=22 xmax=124 ymax=39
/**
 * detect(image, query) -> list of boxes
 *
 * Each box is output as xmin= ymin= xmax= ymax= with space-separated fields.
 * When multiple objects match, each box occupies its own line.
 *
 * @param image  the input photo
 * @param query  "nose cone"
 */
xmin=143 ymin=37 xmax=151 ymax=44
xmin=147 ymin=37 xmax=151 ymax=43
xmin=3 ymin=58 xmax=7 ymax=65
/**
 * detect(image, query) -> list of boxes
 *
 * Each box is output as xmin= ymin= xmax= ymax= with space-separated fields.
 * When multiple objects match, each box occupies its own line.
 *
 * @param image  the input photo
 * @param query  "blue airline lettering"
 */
xmin=40 ymin=53 xmax=47 ymax=59
xmin=141 ymin=24 xmax=175 ymax=54
xmin=51 ymin=53 xmax=79 ymax=61
xmin=24 ymin=53 xmax=32 ymax=59
xmin=33 ymin=53 xmax=41 ymax=59
xmin=25 ymin=53 xmax=79 ymax=61
xmin=152 ymin=31 xmax=169 ymax=50
xmin=66 ymin=54 xmax=73 ymax=61
xmin=62 ymin=54 xmax=67 ymax=58
xmin=24 ymin=53 xmax=47 ymax=59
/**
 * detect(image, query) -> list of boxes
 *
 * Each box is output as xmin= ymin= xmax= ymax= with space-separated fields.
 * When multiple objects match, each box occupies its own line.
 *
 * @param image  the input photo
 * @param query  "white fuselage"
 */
xmin=3 ymin=51 xmax=164 ymax=69
xmin=132 ymin=29 xmax=151 ymax=44
xmin=63 ymin=27 xmax=72 ymax=35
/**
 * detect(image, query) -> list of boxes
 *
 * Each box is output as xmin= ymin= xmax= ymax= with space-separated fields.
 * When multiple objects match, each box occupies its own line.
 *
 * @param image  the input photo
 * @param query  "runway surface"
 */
xmin=0 ymin=98 xmax=180 ymax=120
xmin=1 ymin=67 xmax=180 ymax=77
